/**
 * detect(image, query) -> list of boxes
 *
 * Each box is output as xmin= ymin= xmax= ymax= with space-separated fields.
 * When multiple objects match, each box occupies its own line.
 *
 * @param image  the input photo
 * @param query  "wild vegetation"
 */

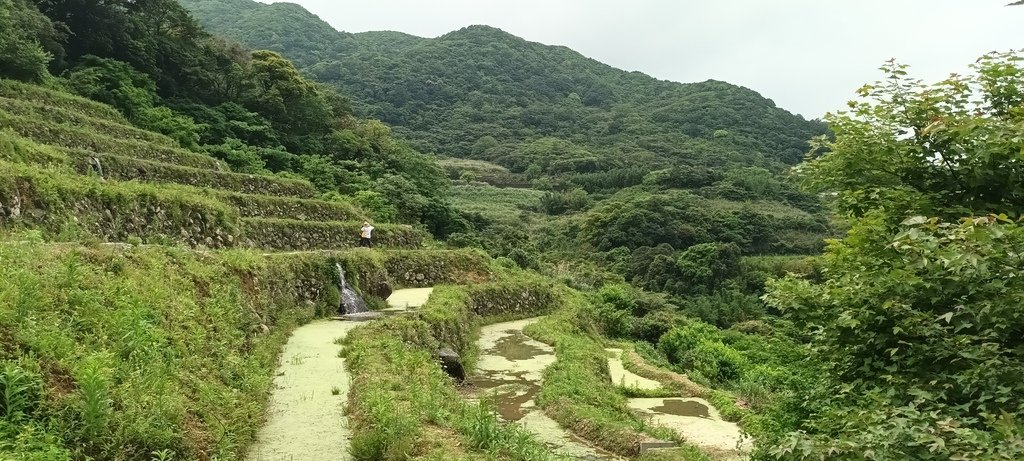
xmin=2 ymin=0 xmax=1022 ymax=459
xmin=0 ymin=241 xmax=313 ymax=460
xmin=1 ymin=0 xmax=469 ymax=238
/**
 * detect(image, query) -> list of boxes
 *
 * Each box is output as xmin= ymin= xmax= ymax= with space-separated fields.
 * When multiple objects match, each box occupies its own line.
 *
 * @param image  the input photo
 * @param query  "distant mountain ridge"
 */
xmin=181 ymin=0 xmax=826 ymax=174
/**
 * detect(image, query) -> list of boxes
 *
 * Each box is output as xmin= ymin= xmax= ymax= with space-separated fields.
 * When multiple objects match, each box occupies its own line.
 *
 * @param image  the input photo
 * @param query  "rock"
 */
xmin=436 ymin=347 xmax=465 ymax=382
xmin=9 ymin=195 xmax=21 ymax=218
xmin=370 ymin=281 xmax=393 ymax=300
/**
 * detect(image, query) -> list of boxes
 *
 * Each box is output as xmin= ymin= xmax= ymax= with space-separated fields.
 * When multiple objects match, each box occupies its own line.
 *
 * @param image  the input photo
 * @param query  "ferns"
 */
xmin=0 ymin=363 xmax=40 ymax=421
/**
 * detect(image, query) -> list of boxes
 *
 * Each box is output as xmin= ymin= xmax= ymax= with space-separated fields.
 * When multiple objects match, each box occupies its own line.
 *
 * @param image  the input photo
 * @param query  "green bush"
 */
xmin=538 ymin=188 xmax=592 ymax=214
xmin=657 ymin=322 xmax=723 ymax=367
xmin=64 ymin=56 xmax=159 ymax=120
xmin=0 ymin=0 xmax=51 ymax=83
xmin=133 ymin=106 xmax=201 ymax=149
xmin=688 ymin=341 xmax=748 ymax=384
xmin=630 ymin=309 xmax=684 ymax=344
xmin=351 ymin=190 xmax=397 ymax=222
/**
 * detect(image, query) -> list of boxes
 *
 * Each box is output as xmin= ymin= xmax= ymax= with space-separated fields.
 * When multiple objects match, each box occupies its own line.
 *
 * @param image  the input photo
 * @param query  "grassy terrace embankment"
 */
xmin=524 ymin=296 xmax=718 ymax=461
xmin=0 ymin=240 xmax=493 ymax=460
xmin=342 ymin=274 xmax=564 ymax=460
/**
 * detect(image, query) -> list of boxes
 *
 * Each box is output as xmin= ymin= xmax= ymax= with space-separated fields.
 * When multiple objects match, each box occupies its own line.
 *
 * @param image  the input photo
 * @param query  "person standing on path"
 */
xmin=359 ymin=221 xmax=375 ymax=248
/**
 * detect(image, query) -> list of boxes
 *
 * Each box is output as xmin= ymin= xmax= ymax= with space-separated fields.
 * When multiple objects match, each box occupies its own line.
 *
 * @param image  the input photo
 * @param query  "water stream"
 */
xmin=468 ymin=318 xmax=622 ymax=460
xmin=335 ymin=263 xmax=368 ymax=314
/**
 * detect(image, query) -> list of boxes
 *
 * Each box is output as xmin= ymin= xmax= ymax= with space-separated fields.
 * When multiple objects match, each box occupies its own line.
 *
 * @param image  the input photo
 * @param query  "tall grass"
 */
xmin=0 ymin=241 xmax=319 ymax=460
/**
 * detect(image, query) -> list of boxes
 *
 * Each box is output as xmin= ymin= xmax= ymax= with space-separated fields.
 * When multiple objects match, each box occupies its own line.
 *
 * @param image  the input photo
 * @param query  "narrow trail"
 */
xmin=247 ymin=320 xmax=358 ymax=461
xmin=248 ymin=288 xmax=435 ymax=461
xmin=470 ymin=318 xmax=622 ymax=461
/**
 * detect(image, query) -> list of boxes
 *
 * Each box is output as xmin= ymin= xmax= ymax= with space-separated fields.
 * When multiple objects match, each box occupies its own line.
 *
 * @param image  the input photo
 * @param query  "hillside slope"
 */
xmin=180 ymin=0 xmax=827 ymax=174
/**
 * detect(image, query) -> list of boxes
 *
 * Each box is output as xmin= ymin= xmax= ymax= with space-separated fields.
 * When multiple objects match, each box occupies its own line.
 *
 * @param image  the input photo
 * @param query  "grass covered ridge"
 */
xmin=0 ymin=79 xmax=125 ymax=122
xmin=342 ymin=276 xmax=561 ymax=460
xmin=0 ymin=239 xmax=500 ymax=460
xmin=0 ymin=241 xmax=322 ymax=460
xmin=522 ymin=292 xmax=702 ymax=459
xmin=0 ymin=160 xmax=240 ymax=247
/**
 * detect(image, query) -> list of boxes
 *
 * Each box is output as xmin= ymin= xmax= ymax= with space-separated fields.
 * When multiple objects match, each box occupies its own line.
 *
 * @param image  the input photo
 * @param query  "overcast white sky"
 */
xmin=259 ymin=0 xmax=1022 ymax=118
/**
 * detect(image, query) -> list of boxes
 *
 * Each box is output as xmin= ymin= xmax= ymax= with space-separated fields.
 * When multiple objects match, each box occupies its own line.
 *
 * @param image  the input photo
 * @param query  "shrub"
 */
xmin=351 ymin=190 xmax=397 ymax=222
xmin=630 ymin=309 xmax=683 ymax=344
xmin=538 ymin=188 xmax=592 ymax=214
xmin=506 ymin=248 xmax=537 ymax=270
xmin=133 ymin=106 xmax=201 ymax=149
xmin=657 ymin=322 xmax=723 ymax=367
xmin=688 ymin=341 xmax=748 ymax=384
xmin=679 ymin=290 xmax=765 ymax=328
xmin=202 ymin=139 xmax=270 ymax=174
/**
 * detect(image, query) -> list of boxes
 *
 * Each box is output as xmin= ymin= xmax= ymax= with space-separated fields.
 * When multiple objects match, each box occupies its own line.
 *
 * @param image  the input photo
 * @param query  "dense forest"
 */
xmin=2 ymin=0 xmax=1022 ymax=459
xmin=180 ymin=0 xmax=834 ymax=328
xmin=0 ymin=0 xmax=468 ymax=236
xmin=181 ymin=0 xmax=828 ymax=175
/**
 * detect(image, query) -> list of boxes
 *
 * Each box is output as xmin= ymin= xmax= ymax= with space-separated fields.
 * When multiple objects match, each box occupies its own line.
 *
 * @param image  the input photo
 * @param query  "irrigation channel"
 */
xmin=468 ymin=318 xmax=622 ymax=460
xmin=606 ymin=349 xmax=752 ymax=459
xmin=468 ymin=320 xmax=752 ymax=460
xmin=248 ymin=291 xmax=749 ymax=460
xmin=246 ymin=287 xmax=433 ymax=461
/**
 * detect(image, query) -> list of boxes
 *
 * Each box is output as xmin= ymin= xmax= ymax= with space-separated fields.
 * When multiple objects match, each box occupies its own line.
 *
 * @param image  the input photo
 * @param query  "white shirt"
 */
xmin=360 ymin=225 xmax=374 ymax=238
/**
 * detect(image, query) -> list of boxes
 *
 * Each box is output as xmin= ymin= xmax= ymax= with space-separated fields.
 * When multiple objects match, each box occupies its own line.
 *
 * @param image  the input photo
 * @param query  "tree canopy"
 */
xmin=764 ymin=52 xmax=1024 ymax=460
xmin=181 ymin=0 xmax=828 ymax=188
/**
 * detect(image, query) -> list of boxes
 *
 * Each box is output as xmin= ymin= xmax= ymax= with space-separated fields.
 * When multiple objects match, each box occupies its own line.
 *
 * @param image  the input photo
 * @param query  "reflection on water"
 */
xmin=469 ymin=319 xmax=622 ymax=460
xmin=651 ymin=399 xmax=710 ymax=418
xmin=469 ymin=373 xmax=540 ymax=421
xmin=493 ymin=331 xmax=548 ymax=361
xmin=469 ymin=330 xmax=549 ymax=421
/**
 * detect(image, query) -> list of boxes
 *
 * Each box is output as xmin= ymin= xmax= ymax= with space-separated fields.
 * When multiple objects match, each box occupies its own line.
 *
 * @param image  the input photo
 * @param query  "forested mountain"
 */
xmin=1 ymin=0 xmax=471 ymax=236
xmin=181 ymin=0 xmax=828 ymax=177
xmin=5 ymin=0 xmax=1022 ymax=459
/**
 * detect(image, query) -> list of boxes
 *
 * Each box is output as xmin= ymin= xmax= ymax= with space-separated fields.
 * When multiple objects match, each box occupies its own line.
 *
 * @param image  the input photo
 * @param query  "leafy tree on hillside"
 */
xmin=800 ymin=53 xmax=1024 ymax=220
xmin=763 ymin=52 xmax=1024 ymax=460
xmin=0 ymin=0 xmax=55 ymax=81
xmin=241 ymin=50 xmax=333 ymax=149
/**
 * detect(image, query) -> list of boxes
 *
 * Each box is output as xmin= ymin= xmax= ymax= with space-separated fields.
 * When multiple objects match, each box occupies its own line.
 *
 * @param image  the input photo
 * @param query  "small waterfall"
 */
xmin=335 ymin=263 xmax=369 ymax=314
xmin=90 ymin=157 xmax=105 ymax=181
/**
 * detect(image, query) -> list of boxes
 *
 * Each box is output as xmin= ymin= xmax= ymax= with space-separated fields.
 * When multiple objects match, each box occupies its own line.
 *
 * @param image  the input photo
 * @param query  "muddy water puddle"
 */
xmin=629 ymin=397 xmax=752 ymax=456
xmin=651 ymin=399 xmax=711 ymax=418
xmin=469 ymin=374 xmax=539 ymax=421
xmin=493 ymin=333 xmax=549 ymax=361
xmin=469 ymin=319 xmax=621 ymax=460
xmin=469 ymin=326 xmax=551 ymax=422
